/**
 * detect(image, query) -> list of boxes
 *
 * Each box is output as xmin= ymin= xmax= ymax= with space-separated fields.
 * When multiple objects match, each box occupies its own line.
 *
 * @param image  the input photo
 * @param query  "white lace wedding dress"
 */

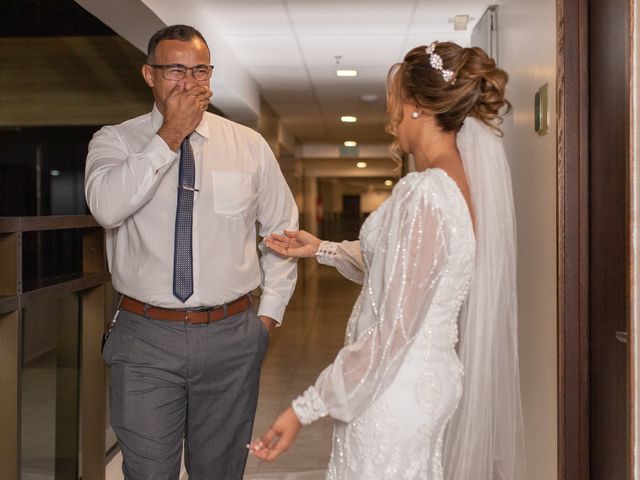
xmin=291 ymin=168 xmax=476 ymax=480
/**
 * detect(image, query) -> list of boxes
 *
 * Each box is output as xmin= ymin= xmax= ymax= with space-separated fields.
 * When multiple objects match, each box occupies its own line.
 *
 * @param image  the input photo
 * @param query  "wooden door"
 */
xmin=588 ymin=0 xmax=630 ymax=477
xmin=558 ymin=0 xmax=631 ymax=478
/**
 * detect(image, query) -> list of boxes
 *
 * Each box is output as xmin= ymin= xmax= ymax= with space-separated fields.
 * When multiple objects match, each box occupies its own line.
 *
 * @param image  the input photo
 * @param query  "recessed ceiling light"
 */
xmin=344 ymin=140 xmax=357 ymax=147
xmin=384 ymin=179 xmax=393 ymax=186
xmin=341 ymin=116 xmax=357 ymax=123
xmin=50 ymin=170 xmax=61 ymax=176
xmin=360 ymin=93 xmax=378 ymax=103
xmin=452 ymin=14 xmax=470 ymax=31
xmin=356 ymin=162 xmax=368 ymax=169
xmin=337 ymin=70 xmax=357 ymax=77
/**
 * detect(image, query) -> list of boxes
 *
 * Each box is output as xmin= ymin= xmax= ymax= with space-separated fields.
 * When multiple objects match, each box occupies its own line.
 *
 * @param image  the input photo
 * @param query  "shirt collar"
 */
xmin=151 ymin=104 xmax=211 ymax=141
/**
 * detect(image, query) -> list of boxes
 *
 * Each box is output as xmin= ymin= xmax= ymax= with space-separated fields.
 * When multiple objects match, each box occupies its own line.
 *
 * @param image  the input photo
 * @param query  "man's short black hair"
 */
xmin=147 ymin=24 xmax=209 ymax=63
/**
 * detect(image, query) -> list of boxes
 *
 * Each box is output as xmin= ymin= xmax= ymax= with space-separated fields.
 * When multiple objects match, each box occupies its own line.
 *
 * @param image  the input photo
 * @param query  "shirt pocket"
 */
xmin=211 ymin=171 xmax=254 ymax=216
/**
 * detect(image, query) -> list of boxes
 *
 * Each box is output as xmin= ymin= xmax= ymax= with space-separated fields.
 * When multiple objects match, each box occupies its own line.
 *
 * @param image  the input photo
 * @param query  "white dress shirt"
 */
xmin=85 ymin=106 xmax=298 ymax=323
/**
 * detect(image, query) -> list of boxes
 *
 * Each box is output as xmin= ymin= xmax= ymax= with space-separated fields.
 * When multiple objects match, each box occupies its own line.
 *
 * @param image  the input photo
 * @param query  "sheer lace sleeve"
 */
xmin=293 ymin=177 xmax=449 ymax=424
xmin=316 ymin=240 xmax=365 ymax=285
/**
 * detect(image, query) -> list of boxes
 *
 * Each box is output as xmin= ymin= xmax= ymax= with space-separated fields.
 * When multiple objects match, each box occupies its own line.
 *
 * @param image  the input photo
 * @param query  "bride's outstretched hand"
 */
xmin=264 ymin=230 xmax=322 ymax=258
xmin=247 ymin=406 xmax=302 ymax=462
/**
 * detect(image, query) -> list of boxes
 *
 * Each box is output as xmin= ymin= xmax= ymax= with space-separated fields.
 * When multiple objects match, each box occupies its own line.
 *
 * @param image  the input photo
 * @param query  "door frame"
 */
xmin=557 ymin=0 xmax=589 ymax=477
xmin=557 ymin=0 xmax=636 ymax=478
xmin=630 ymin=0 xmax=639 ymax=476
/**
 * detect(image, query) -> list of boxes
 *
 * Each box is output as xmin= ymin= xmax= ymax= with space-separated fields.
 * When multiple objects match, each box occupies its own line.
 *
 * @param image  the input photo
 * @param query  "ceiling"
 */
xmin=75 ymin=0 xmax=491 ymax=146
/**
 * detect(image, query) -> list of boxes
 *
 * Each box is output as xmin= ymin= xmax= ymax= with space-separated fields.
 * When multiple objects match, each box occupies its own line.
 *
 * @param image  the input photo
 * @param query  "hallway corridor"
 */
xmin=244 ymin=266 xmax=360 ymax=478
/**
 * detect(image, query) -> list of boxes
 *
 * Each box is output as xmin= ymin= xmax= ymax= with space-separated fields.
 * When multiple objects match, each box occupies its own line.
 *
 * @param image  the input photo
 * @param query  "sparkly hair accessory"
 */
xmin=426 ymin=42 xmax=455 ymax=84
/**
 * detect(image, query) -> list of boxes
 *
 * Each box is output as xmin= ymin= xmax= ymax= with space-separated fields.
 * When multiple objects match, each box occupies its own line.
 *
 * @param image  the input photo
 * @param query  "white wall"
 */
xmin=494 ymin=1 xmax=558 ymax=479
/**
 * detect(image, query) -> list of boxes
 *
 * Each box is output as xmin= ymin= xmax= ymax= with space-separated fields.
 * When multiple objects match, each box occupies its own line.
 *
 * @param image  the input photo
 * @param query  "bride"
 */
xmin=249 ymin=41 xmax=525 ymax=480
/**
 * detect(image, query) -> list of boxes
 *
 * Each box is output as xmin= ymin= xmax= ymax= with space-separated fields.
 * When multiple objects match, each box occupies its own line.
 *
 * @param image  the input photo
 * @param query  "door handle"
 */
xmin=616 ymin=331 xmax=628 ymax=344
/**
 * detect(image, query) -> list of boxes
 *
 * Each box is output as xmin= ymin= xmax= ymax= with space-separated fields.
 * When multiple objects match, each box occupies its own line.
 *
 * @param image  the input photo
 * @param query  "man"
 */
xmin=85 ymin=25 xmax=298 ymax=479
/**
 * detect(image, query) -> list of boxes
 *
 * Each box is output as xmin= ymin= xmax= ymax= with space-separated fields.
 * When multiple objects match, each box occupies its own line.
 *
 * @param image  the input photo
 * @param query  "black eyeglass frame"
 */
xmin=148 ymin=63 xmax=214 ymax=81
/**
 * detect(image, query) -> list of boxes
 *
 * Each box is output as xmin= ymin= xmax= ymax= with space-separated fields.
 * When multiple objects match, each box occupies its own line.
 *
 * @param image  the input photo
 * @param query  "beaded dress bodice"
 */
xmin=293 ymin=169 xmax=476 ymax=480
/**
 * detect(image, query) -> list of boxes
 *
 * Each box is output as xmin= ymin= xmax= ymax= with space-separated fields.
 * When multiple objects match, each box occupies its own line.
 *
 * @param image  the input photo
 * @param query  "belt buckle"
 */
xmin=184 ymin=310 xmax=196 ymax=324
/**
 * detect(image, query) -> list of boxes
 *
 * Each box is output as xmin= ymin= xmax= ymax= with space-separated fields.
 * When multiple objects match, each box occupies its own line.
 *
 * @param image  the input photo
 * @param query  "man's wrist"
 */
xmin=157 ymin=125 xmax=185 ymax=152
xmin=257 ymin=295 xmax=286 ymax=324
xmin=259 ymin=315 xmax=278 ymax=331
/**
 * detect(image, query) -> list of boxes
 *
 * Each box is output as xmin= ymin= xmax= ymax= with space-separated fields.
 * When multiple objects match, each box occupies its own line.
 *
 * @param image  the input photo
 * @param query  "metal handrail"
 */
xmin=0 ymin=215 xmax=99 ymax=233
xmin=0 ymin=214 xmax=110 ymax=480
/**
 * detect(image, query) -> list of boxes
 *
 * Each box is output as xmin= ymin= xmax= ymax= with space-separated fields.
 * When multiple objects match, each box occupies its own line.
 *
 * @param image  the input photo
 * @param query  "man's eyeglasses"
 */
xmin=149 ymin=64 xmax=214 ymax=81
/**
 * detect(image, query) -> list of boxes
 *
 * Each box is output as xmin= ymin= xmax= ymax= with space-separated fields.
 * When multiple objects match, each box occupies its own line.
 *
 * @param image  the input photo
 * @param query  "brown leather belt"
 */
xmin=120 ymin=294 xmax=253 ymax=325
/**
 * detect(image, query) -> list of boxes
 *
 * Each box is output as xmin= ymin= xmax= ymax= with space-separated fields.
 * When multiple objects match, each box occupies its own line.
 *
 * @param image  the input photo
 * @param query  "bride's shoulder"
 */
xmin=392 ymin=169 xmax=449 ymax=199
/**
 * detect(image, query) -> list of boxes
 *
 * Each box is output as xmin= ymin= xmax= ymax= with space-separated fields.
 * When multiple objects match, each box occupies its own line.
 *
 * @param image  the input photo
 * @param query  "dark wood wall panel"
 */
xmin=588 ymin=0 xmax=630 ymax=477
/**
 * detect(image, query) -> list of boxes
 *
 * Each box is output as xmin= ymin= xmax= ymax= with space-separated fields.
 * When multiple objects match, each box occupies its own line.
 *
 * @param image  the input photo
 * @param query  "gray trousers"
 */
xmin=102 ymin=305 xmax=270 ymax=480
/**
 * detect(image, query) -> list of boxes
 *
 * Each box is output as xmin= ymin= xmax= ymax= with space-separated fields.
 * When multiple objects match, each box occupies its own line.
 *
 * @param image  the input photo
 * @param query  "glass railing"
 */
xmin=0 ymin=215 xmax=111 ymax=480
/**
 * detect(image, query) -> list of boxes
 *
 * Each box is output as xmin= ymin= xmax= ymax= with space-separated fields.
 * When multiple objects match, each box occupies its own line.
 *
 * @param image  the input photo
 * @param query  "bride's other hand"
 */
xmin=247 ymin=407 xmax=302 ymax=462
xmin=264 ymin=229 xmax=322 ymax=258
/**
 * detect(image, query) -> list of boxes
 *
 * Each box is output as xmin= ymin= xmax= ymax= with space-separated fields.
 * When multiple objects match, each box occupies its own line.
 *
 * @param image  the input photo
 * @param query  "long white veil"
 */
xmin=443 ymin=116 xmax=526 ymax=479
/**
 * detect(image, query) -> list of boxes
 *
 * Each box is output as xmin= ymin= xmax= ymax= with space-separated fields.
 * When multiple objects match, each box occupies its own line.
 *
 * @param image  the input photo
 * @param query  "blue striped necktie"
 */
xmin=173 ymin=135 xmax=195 ymax=302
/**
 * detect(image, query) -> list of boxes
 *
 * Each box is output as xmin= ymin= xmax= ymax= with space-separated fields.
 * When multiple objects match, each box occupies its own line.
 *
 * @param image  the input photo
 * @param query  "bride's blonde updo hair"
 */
xmin=386 ymin=42 xmax=510 ymax=139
